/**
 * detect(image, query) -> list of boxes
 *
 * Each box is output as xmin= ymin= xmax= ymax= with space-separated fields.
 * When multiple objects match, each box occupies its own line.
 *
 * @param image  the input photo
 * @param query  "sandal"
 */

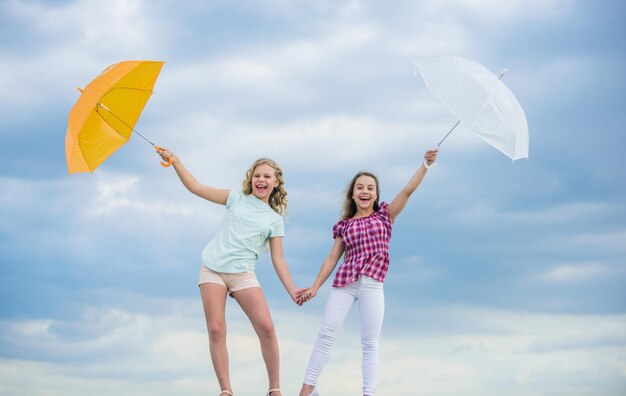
xmin=266 ymin=389 xmax=281 ymax=396
xmin=220 ymin=391 xmax=233 ymax=396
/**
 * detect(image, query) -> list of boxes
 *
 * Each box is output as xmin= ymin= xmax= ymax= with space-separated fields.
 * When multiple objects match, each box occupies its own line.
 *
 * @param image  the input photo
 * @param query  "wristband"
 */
xmin=424 ymin=160 xmax=436 ymax=170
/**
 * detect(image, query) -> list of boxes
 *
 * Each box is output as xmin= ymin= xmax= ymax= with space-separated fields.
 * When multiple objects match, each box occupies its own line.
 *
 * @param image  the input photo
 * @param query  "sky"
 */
xmin=1 ymin=0 xmax=625 ymax=395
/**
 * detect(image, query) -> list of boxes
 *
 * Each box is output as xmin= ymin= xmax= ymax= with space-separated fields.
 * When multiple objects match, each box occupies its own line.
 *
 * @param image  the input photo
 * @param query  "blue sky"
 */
xmin=1 ymin=0 xmax=625 ymax=394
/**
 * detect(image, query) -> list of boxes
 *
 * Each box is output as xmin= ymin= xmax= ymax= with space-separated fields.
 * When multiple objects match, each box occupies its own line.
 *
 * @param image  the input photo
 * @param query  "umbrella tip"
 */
xmin=77 ymin=87 xmax=84 ymax=93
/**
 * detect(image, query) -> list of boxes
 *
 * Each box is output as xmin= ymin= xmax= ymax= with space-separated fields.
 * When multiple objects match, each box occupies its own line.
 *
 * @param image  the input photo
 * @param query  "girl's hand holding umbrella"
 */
xmin=424 ymin=148 xmax=439 ymax=169
xmin=156 ymin=147 xmax=175 ymax=166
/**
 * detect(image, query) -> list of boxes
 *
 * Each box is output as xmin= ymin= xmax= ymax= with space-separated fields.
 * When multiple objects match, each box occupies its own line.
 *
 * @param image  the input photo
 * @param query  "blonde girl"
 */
xmin=157 ymin=149 xmax=305 ymax=396
xmin=298 ymin=149 xmax=439 ymax=396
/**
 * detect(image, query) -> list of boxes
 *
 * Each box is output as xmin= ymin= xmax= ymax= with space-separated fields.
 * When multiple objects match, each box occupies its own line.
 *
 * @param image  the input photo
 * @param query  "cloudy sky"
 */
xmin=1 ymin=0 xmax=625 ymax=395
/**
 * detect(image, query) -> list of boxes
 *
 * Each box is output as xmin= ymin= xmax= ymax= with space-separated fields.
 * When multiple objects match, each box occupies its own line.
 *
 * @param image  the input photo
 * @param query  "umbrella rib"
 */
xmin=106 ymin=87 xmax=157 ymax=94
xmin=95 ymin=104 xmax=155 ymax=147
xmin=95 ymin=87 xmax=158 ymax=146
xmin=433 ymin=67 xmax=510 ymax=149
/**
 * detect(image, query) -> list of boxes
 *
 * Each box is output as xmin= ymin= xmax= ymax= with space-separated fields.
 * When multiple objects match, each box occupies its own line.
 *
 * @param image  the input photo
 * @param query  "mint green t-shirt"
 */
xmin=201 ymin=190 xmax=285 ymax=273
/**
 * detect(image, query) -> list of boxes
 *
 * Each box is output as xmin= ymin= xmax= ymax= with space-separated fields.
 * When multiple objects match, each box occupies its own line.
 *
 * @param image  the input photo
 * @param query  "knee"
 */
xmin=207 ymin=323 xmax=226 ymax=342
xmin=255 ymin=321 xmax=276 ymax=340
xmin=312 ymin=324 xmax=338 ymax=350
xmin=361 ymin=337 xmax=379 ymax=352
xmin=319 ymin=323 xmax=339 ymax=341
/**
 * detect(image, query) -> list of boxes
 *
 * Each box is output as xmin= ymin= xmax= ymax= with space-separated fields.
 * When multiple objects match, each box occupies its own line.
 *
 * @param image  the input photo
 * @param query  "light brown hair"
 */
xmin=341 ymin=171 xmax=380 ymax=220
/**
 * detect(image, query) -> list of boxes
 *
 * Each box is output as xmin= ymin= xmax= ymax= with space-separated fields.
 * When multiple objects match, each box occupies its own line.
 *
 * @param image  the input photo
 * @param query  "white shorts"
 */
xmin=198 ymin=265 xmax=260 ymax=294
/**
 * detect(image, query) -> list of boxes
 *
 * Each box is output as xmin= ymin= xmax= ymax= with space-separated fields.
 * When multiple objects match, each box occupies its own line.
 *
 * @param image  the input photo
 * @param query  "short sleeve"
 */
xmin=332 ymin=219 xmax=346 ymax=239
xmin=376 ymin=201 xmax=391 ymax=222
xmin=225 ymin=190 xmax=238 ymax=209
xmin=269 ymin=217 xmax=285 ymax=238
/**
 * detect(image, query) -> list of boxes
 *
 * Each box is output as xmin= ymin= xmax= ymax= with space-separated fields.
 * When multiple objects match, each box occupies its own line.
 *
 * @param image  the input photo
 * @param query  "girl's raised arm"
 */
xmin=158 ymin=148 xmax=230 ymax=205
xmin=388 ymin=148 xmax=438 ymax=221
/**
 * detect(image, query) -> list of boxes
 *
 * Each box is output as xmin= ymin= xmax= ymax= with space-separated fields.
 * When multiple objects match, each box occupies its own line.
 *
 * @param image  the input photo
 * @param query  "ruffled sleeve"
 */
xmin=376 ymin=201 xmax=391 ymax=223
xmin=332 ymin=219 xmax=347 ymax=239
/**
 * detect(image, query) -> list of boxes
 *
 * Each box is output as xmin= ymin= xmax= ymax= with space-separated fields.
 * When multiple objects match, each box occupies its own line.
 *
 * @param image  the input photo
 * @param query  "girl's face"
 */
xmin=251 ymin=164 xmax=279 ymax=203
xmin=352 ymin=175 xmax=378 ymax=212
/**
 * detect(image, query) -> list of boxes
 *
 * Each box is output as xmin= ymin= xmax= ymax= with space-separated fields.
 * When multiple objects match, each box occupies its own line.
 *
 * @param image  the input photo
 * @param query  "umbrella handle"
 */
xmin=160 ymin=156 xmax=173 ymax=167
xmin=154 ymin=145 xmax=173 ymax=168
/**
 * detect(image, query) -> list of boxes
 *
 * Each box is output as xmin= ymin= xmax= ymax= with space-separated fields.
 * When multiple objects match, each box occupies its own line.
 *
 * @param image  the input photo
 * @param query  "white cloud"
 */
xmin=455 ymin=201 xmax=619 ymax=226
xmin=0 ymin=0 xmax=175 ymax=124
xmin=2 ymin=1 xmax=625 ymax=395
xmin=5 ymin=0 xmax=167 ymax=52
xmin=519 ymin=55 xmax=598 ymax=105
xmin=550 ymin=230 xmax=626 ymax=253
xmin=1 ymin=301 xmax=625 ymax=395
xmin=423 ymin=0 xmax=570 ymax=20
xmin=0 ymin=174 xmax=220 ymax=273
xmin=390 ymin=20 xmax=474 ymax=58
xmin=83 ymin=173 xmax=199 ymax=217
xmin=149 ymin=114 xmax=445 ymax=179
xmin=388 ymin=255 xmax=445 ymax=283
xmin=539 ymin=261 xmax=616 ymax=283
xmin=151 ymin=22 xmax=381 ymax=117
xmin=378 ymin=305 xmax=626 ymax=395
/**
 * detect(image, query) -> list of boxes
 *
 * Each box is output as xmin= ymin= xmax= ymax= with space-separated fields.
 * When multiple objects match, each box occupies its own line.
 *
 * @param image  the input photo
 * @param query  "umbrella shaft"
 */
xmin=131 ymin=129 xmax=154 ymax=147
xmin=437 ymin=120 xmax=461 ymax=147
xmin=96 ymin=103 xmax=155 ymax=147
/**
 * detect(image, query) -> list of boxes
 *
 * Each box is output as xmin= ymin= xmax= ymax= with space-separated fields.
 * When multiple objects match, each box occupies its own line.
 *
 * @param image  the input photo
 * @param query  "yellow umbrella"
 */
xmin=65 ymin=60 xmax=171 ymax=174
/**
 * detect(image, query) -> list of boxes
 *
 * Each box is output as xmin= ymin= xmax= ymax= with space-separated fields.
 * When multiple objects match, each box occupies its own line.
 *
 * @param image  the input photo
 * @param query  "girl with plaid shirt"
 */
xmin=298 ymin=148 xmax=439 ymax=396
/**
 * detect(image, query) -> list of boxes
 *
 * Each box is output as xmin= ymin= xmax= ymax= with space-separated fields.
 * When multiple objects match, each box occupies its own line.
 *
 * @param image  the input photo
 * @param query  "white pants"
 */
xmin=303 ymin=276 xmax=385 ymax=396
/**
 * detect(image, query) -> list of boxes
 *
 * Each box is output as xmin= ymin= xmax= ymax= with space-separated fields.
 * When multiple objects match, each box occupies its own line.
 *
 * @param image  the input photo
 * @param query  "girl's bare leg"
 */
xmin=200 ymin=283 xmax=231 ymax=394
xmin=233 ymin=287 xmax=282 ymax=395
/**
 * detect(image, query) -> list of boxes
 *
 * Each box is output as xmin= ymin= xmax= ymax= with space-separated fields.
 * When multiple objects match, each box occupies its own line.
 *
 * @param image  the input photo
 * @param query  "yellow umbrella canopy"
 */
xmin=65 ymin=60 xmax=165 ymax=174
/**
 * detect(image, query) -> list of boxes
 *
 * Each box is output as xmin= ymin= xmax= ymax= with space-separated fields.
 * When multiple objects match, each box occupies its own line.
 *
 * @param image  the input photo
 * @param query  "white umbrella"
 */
xmin=414 ymin=55 xmax=529 ymax=161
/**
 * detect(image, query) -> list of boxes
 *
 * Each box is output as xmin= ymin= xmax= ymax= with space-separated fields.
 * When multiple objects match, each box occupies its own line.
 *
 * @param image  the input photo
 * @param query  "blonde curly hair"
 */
xmin=242 ymin=158 xmax=288 ymax=215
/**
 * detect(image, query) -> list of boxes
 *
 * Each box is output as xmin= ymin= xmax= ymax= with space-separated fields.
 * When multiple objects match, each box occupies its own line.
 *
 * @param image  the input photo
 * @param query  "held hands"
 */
xmin=290 ymin=288 xmax=309 ymax=306
xmin=297 ymin=286 xmax=319 ymax=304
xmin=289 ymin=287 xmax=319 ymax=306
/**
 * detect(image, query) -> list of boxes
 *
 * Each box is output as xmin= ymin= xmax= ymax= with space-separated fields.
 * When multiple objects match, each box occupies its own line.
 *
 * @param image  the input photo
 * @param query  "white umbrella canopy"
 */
xmin=414 ymin=55 xmax=529 ymax=161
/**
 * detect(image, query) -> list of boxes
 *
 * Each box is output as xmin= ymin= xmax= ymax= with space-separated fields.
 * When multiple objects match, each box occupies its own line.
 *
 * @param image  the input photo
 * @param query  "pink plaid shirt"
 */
xmin=332 ymin=202 xmax=393 ymax=287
